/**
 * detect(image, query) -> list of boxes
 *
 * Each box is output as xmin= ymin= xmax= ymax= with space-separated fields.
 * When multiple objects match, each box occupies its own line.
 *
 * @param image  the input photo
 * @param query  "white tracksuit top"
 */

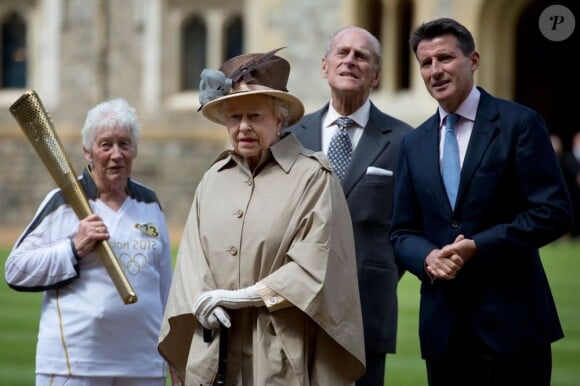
xmin=5 ymin=167 xmax=173 ymax=378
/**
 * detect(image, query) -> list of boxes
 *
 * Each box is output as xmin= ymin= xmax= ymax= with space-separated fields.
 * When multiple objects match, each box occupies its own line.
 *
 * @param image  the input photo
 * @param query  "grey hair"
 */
xmin=324 ymin=26 xmax=382 ymax=68
xmin=271 ymin=98 xmax=292 ymax=128
xmin=215 ymin=95 xmax=292 ymax=128
xmin=81 ymin=98 xmax=140 ymax=150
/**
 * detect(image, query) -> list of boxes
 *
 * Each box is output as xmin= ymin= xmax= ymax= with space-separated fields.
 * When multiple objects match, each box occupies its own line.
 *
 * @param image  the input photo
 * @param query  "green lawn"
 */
xmin=0 ymin=239 xmax=578 ymax=385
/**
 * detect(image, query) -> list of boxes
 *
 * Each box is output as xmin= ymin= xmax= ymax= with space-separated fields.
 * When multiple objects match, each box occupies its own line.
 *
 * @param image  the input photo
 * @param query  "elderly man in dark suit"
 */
xmin=390 ymin=17 xmax=572 ymax=386
xmin=287 ymin=26 xmax=412 ymax=386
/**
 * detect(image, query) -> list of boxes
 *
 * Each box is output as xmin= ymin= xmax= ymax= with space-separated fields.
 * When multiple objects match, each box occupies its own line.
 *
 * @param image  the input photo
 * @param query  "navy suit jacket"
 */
xmin=287 ymin=101 xmax=412 ymax=353
xmin=390 ymin=87 xmax=572 ymax=359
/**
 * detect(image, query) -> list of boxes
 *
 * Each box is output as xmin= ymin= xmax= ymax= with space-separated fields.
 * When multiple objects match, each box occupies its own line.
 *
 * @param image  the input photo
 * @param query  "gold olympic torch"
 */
xmin=9 ymin=90 xmax=138 ymax=305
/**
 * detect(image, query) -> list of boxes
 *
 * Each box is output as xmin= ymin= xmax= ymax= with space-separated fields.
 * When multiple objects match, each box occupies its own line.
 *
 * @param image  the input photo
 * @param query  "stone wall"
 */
xmin=0 ymin=0 xmax=420 ymax=240
xmin=0 ymin=125 xmax=229 ymax=233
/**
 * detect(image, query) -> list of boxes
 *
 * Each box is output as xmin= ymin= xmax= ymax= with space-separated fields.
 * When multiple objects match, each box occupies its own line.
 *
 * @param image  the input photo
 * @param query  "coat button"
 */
xmin=234 ymin=210 xmax=243 ymax=218
xmin=451 ymin=220 xmax=459 ymax=228
xmin=227 ymin=246 xmax=238 ymax=255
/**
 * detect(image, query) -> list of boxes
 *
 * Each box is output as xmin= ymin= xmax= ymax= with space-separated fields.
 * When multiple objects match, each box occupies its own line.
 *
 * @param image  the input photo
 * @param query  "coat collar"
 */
xmin=213 ymin=133 xmax=306 ymax=175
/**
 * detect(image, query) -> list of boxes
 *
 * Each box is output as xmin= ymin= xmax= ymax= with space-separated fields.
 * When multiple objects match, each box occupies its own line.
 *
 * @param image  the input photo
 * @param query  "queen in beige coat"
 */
xmin=158 ymin=48 xmax=365 ymax=386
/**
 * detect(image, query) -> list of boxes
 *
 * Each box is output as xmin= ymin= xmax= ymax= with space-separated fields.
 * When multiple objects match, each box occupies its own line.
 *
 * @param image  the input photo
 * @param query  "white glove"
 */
xmin=196 ymin=305 xmax=231 ymax=329
xmin=193 ymin=285 xmax=264 ymax=326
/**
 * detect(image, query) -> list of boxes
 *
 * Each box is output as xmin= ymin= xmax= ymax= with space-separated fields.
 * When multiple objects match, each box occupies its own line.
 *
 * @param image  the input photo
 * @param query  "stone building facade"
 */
xmin=0 ymin=0 xmax=576 ymax=237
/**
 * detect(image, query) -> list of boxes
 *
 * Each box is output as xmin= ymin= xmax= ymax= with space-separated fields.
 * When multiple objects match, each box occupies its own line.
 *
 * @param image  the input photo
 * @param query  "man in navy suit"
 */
xmin=287 ymin=26 xmax=412 ymax=386
xmin=390 ymin=17 xmax=572 ymax=386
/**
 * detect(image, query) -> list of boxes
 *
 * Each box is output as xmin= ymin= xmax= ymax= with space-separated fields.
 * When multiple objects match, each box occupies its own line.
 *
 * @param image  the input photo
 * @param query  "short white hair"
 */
xmin=81 ymin=98 xmax=140 ymax=149
xmin=325 ymin=26 xmax=382 ymax=68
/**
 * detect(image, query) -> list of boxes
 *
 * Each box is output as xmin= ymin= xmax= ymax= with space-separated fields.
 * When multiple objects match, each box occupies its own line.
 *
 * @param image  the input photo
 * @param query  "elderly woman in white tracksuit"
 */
xmin=5 ymin=98 xmax=174 ymax=386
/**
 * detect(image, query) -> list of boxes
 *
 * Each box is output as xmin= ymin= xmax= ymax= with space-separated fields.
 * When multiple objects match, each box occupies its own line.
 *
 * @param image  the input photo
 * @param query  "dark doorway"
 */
xmin=515 ymin=0 xmax=578 ymax=152
xmin=1 ymin=12 xmax=27 ymax=88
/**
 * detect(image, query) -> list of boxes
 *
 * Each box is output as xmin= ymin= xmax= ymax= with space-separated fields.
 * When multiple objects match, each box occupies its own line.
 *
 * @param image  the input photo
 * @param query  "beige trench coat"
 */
xmin=158 ymin=134 xmax=365 ymax=385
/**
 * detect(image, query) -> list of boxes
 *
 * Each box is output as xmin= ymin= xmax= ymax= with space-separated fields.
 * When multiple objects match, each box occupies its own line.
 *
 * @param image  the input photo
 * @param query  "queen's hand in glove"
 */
xmin=192 ymin=285 xmax=264 ymax=329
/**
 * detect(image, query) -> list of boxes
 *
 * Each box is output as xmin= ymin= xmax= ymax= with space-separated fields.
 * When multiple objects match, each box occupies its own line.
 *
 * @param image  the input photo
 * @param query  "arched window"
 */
xmin=181 ymin=15 xmax=206 ymax=91
xmin=1 ymin=12 xmax=27 ymax=88
xmin=224 ymin=15 xmax=243 ymax=60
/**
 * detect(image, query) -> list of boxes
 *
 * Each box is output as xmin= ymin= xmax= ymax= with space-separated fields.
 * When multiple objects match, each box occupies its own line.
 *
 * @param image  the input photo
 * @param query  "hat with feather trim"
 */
xmin=198 ymin=47 xmax=304 ymax=126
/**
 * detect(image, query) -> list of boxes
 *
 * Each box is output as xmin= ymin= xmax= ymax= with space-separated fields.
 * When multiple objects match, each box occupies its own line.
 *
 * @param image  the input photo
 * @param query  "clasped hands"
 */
xmin=192 ymin=285 xmax=263 ymax=329
xmin=425 ymin=234 xmax=476 ymax=281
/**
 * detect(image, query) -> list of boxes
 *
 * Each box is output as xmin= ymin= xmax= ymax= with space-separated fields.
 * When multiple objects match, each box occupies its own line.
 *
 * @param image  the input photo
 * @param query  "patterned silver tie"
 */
xmin=328 ymin=117 xmax=355 ymax=181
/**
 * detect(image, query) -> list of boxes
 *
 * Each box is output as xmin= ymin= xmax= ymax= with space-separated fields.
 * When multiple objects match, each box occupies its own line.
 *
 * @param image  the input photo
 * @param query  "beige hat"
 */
xmin=199 ymin=47 xmax=304 ymax=126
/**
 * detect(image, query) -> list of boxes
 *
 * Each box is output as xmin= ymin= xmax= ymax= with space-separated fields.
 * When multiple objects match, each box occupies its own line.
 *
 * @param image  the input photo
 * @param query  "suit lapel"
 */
xmin=456 ymin=89 xmax=499 ymax=207
xmin=423 ymin=90 xmax=500 ymax=212
xmin=420 ymin=114 xmax=449 ymax=207
xmin=342 ymin=105 xmax=392 ymax=195
xmin=289 ymin=105 xmax=326 ymax=151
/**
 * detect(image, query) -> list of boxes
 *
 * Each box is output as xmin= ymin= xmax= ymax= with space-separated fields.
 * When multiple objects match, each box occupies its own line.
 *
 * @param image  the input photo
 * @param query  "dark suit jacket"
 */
xmin=390 ymin=87 xmax=573 ymax=360
xmin=287 ymin=101 xmax=412 ymax=353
